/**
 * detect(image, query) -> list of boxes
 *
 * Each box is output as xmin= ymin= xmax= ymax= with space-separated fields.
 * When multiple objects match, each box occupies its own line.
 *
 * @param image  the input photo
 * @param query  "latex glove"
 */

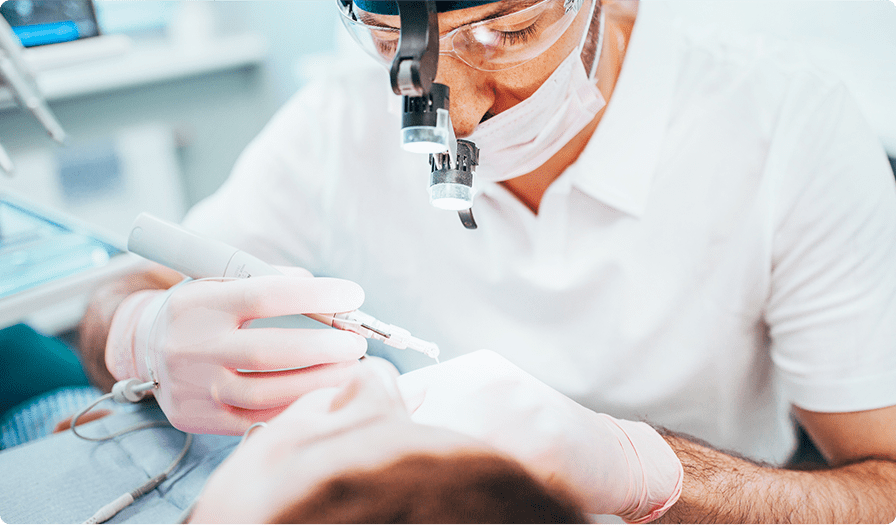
xmin=396 ymin=350 xmax=683 ymax=523
xmin=190 ymin=358 xmax=408 ymax=523
xmin=105 ymin=267 xmax=368 ymax=435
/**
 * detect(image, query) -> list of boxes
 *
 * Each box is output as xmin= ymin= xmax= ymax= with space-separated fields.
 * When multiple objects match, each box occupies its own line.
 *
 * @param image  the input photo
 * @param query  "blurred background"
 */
xmin=0 ymin=1 xmax=343 ymax=239
xmin=0 ymin=0 xmax=895 ymax=335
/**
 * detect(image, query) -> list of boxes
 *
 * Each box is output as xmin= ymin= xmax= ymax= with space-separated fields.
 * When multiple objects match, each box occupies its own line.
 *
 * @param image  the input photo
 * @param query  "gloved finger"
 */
xmin=219 ymin=405 xmax=294 ymax=436
xmin=212 ymin=360 xmax=362 ymax=410
xmin=234 ymin=405 xmax=293 ymax=429
xmin=179 ymin=275 xmax=365 ymax=319
xmin=220 ymin=328 xmax=367 ymax=370
xmin=325 ymin=360 xmax=403 ymax=413
xmin=257 ymin=363 xmax=408 ymax=444
xmin=395 ymin=365 xmax=438 ymax=414
xmin=272 ymin=265 xmax=315 ymax=278
xmin=355 ymin=357 xmax=403 ymax=405
xmin=361 ymin=356 xmax=400 ymax=380
xmin=400 ymin=386 xmax=426 ymax=414
xmin=165 ymin=399 xmax=289 ymax=436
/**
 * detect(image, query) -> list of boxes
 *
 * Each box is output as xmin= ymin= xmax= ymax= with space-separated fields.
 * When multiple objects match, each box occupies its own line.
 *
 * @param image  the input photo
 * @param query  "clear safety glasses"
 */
xmin=337 ymin=0 xmax=583 ymax=72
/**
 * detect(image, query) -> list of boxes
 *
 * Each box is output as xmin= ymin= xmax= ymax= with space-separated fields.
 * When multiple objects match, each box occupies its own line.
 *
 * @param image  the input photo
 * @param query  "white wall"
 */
xmin=651 ymin=0 xmax=896 ymax=155
xmin=212 ymin=1 xmax=340 ymax=106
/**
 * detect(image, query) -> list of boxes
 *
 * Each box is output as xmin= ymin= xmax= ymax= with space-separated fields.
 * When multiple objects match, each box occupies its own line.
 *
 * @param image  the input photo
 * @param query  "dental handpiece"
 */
xmin=126 ymin=213 xmax=439 ymax=359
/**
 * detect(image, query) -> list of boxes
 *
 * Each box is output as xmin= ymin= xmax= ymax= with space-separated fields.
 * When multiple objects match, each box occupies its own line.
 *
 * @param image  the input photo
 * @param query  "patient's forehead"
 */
xmin=237 ymin=416 xmax=494 ymax=521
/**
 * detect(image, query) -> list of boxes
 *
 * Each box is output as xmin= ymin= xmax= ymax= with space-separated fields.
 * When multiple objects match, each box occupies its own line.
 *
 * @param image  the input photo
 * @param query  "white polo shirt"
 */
xmin=184 ymin=2 xmax=896 ymax=463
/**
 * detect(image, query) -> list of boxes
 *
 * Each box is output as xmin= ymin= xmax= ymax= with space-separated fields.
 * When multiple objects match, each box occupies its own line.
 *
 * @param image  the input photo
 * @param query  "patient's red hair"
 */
xmin=271 ymin=452 xmax=586 ymax=523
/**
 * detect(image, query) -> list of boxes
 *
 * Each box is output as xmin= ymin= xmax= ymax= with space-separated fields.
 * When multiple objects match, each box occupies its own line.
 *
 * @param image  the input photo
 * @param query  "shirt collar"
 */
xmin=569 ymin=1 xmax=683 ymax=218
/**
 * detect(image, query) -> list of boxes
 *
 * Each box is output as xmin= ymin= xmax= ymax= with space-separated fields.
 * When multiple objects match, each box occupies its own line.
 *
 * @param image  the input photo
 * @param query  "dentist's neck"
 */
xmin=500 ymin=1 xmax=638 ymax=215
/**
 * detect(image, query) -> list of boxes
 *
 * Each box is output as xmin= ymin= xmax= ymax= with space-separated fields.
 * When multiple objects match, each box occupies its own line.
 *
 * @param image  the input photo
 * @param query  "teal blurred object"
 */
xmin=0 ymin=323 xmax=89 ymax=419
xmin=0 ymin=196 xmax=121 ymax=300
xmin=0 ymin=385 xmax=102 ymax=450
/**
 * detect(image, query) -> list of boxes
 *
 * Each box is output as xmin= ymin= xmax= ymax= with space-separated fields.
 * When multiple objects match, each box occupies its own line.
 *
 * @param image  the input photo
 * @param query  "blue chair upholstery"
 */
xmin=0 ymin=324 xmax=90 ymax=439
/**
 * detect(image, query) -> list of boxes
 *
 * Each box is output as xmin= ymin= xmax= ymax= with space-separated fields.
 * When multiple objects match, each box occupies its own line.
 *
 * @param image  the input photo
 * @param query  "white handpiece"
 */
xmin=127 ymin=213 xmax=439 ymax=358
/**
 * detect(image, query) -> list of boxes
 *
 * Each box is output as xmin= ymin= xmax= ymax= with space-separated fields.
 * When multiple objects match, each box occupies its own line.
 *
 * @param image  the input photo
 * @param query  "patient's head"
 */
xmin=273 ymin=452 xmax=584 ymax=523
xmin=189 ymin=359 xmax=585 ymax=524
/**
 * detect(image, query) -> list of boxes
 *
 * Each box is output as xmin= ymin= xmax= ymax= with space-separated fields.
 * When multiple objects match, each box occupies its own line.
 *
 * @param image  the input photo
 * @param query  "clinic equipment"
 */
xmin=127 ymin=213 xmax=440 ymax=359
xmin=0 ymin=16 xmax=67 ymax=175
xmin=0 ymin=194 xmax=122 ymax=300
xmin=389 ymin=2 xmax=479 ymax=229
xmin=0 ymin=192 xmax=135 ymax=332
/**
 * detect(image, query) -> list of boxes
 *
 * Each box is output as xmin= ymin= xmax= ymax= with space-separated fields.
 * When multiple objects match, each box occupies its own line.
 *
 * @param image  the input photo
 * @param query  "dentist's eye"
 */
xmin=496 ymin=22 xmax=540 ymax=46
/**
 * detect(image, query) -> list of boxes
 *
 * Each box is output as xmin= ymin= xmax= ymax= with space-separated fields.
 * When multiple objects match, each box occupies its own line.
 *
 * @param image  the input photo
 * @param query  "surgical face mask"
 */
xmin=467 ymin=5 xmax=606 ymax=183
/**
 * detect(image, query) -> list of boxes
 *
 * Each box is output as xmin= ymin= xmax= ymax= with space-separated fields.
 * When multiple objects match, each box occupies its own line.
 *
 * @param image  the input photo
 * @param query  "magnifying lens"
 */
xmin=387 ymin=1 xmax=479 ymax=229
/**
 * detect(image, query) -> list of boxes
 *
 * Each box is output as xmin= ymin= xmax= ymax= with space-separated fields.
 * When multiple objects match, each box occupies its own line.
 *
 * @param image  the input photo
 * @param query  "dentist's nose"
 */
xmin=435 ymin=55 xmax=495 ymax=138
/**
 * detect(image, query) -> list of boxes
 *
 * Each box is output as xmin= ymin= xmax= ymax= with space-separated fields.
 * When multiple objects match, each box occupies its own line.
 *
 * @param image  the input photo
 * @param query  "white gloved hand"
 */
xmin=396 ymin=350 xmax=683 ymax=523
xmin=190 ymin=357 xmax=408 ymax=524
xmin=105 ymin=267 xmax=368 ymax=435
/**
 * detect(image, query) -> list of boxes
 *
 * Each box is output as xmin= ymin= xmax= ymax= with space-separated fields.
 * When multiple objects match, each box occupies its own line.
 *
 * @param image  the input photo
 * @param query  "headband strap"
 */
xmin=353 ymin=1 xmax=499 ymax=15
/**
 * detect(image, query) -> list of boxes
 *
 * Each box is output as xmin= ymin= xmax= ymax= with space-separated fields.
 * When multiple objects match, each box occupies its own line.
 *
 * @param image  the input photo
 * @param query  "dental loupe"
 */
xmin=388 ymin=1 xmax=479 ymax=229
xmin=430 ymin=139 xmax=479 ymax=227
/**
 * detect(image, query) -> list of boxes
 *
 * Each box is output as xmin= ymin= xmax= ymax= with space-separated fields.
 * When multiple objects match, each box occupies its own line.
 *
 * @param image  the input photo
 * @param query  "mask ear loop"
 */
xmin=584 ymin=1 xmax=606 ymax=82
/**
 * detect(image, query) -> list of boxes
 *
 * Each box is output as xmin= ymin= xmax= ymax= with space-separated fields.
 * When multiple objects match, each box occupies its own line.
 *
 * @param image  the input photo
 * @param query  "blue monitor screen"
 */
xmin=1 ymin=0 xmax=99 ymax=47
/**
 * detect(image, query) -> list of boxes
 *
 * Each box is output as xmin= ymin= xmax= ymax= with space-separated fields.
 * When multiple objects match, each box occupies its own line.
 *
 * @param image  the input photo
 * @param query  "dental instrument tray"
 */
xmin=0 ymin=193 xmax=135 ymax=328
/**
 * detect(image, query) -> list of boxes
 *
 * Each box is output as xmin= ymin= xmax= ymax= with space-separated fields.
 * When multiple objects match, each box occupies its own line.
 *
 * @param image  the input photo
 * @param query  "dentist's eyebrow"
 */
xmin=357 ymin=11 xmax=399 ymax=30
xmin=357 ymin=0 xmax=542 ymax=33
xmin=476 ymin=0 xmax=542 ymax=22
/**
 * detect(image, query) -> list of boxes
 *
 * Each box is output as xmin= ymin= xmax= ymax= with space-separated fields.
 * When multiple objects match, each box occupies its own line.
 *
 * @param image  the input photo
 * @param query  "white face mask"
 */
xmin=467 ymin=6 xmax=606 ymax=183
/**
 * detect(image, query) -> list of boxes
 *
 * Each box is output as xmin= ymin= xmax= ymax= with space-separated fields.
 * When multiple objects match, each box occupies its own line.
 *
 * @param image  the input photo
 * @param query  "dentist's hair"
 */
xmin=271 ymin=452 xmax=587 ymax=523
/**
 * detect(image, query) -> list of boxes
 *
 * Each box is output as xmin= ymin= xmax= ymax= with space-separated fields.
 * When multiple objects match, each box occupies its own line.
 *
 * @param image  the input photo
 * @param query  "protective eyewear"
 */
xmin=337 ymin=0 xmax=584 ymax=72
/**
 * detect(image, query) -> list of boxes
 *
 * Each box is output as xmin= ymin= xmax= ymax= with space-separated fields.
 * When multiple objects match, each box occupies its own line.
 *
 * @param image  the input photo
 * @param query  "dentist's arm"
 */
xmin=657 ymin=405 xmax=896 ymax=523
xmin=78 ymin=264 xmax=182 ymax=392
